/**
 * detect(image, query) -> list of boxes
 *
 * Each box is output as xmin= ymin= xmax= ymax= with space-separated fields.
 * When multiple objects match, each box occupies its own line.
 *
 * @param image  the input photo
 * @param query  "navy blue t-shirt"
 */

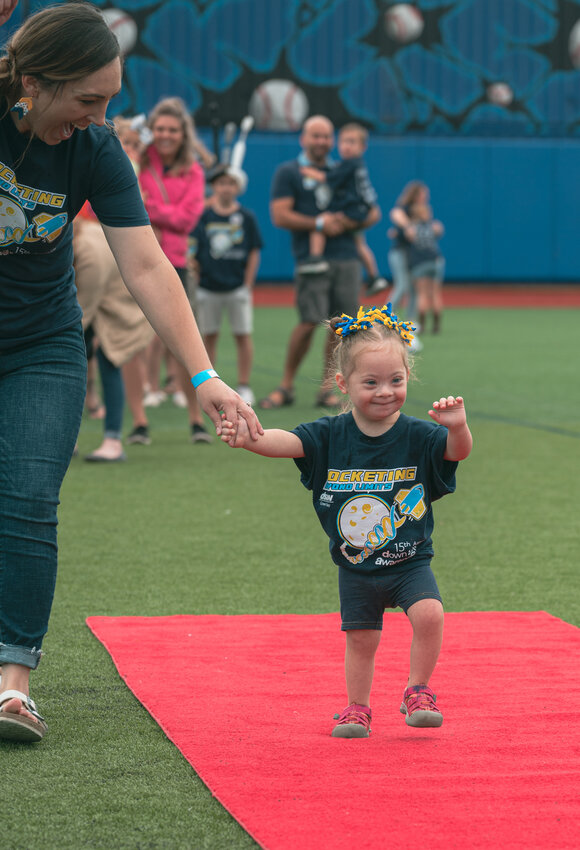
xmin=191 ymin=205 xmax=263 ymax=292
xmin=292 ymin=412 xmax=458 ymax=573
xmin=407 ymin=220 xmax=442 ymax=269
xmin=0 ymin=110 xmax=149 ymax=347
xmin=270 ymin=159 xmax=361 ymax=263
xmin=326 ymin=156 xmax=377 ymax=223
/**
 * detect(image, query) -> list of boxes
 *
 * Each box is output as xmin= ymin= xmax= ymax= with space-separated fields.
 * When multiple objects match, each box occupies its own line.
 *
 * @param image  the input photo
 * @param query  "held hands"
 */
xmin=220 ymin=416 xmax=251 ymax=449
xmin=428 ymin=396 xmax=473 ymax=462
xmin=196 ymin=379 xmax=263 ymax=446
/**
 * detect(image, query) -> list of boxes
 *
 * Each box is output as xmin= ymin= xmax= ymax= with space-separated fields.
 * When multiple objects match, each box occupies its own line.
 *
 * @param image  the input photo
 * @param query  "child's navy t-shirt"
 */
xmin=292 ymin=412 xmax=458 ymax=573
xmin=191 ymin=205 xmax=263 ymax=292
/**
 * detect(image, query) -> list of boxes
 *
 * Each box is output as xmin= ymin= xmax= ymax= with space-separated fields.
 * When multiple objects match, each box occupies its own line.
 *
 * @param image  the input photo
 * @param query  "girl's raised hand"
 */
xmin=428 ymin=396 xmax=467 ymax=428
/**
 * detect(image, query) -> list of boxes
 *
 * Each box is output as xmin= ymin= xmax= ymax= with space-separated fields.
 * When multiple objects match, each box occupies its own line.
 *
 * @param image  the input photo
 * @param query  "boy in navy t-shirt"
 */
xmin=189 ymin=165 xmax=263 ymax=404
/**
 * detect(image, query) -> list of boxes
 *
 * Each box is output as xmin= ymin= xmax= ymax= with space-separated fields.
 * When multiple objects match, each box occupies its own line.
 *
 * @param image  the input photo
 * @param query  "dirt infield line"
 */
xmin=254 ymin=284 xmax=580 ymax=309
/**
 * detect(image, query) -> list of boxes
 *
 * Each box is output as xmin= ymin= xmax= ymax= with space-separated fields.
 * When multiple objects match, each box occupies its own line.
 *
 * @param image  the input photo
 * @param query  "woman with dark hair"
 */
xmin=0 ymin=2 xmax=260 ymax=742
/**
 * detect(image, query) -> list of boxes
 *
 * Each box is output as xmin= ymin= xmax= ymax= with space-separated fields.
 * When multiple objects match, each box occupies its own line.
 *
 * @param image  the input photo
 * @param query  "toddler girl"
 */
xmin=221 ymin=305 xmax=472 ymax=737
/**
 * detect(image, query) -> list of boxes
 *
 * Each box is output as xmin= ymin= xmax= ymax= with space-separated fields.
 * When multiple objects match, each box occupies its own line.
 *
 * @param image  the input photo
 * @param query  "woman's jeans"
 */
xmin=0 ymin=325 xmax=86 ymax=669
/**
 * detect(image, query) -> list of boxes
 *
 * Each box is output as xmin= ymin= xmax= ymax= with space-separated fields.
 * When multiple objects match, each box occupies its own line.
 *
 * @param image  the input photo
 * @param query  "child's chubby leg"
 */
xmin=401 ymin=598 xmax=444 ymax=727
xmin=345 ymin=628 xmax=382 ymax=706
xmin=332 ymin=629 xmax=380 ymax=739
xmin=406 ymin=598 xmax=444 ymax=687
xmin=310 ymin=230 xmax=325 ymax=257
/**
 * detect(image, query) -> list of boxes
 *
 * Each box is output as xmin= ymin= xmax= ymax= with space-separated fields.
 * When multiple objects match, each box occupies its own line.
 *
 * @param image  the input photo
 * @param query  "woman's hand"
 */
xmin=0 ymin=0 xmax=18 ymax=25
xmin=196 ymin=379 xmax=263 ymax=445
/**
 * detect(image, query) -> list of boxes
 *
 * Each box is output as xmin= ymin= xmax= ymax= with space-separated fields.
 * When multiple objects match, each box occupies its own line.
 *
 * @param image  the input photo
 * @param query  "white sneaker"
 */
xmin=367 ymin=276 xmax=389 ymax=296
xmin=409 ymin=335 xmax=423 ymax=352
xmin=143 ymin=390 xmax=166 ymax=407
xmin=237 ymin=385 xmax=256 ymax=405
xmin=172 ymin=391 xmax=188 ymax=408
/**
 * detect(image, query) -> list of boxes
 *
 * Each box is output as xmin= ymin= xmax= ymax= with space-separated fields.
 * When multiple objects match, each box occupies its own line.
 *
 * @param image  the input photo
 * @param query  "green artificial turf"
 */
xmin=2 ymin=304 xmax=578 ymax=849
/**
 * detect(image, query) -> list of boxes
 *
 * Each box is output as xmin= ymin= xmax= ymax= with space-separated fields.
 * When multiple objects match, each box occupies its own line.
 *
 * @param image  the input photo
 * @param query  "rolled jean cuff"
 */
xmin=0 ymin=642 xmax=43 ymax=669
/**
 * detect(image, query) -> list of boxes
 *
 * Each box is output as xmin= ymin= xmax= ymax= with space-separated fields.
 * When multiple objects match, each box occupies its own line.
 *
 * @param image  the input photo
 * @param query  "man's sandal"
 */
xmin=0 ymin=690 xmax=48 ymax=742
xmin=258 ymin=386 xmax=295 ymax=410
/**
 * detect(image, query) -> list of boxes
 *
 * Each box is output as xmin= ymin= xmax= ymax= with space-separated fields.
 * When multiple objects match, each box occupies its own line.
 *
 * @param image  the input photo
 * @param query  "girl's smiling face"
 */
xmin=336 ymin=339 xmax=409 ymax=435
xmin=17 ymin=59 xmax=122 ymax=145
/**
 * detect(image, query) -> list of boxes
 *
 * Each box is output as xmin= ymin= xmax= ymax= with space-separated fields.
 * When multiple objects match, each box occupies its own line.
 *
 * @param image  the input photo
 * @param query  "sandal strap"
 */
xmin=0 ymin=689 xmax=45 ymax=721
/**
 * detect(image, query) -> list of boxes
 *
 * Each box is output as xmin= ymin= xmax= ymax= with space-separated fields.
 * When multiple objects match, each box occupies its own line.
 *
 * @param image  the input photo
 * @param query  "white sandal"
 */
xmin=0 ymin=689 xmax=48 ymax=742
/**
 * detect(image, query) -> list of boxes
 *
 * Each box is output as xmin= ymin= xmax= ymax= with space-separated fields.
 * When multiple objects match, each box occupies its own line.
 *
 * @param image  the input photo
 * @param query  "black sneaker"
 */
xmin=191 ymin=423 xmax=213 ymax=444
xmin=127 ymin=425 xmax=151 ymax=445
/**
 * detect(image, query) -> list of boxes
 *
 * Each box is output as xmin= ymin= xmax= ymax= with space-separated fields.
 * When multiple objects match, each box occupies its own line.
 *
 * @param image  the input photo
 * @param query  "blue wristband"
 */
xmin=191 ymin=369 xmax=219 ymax=389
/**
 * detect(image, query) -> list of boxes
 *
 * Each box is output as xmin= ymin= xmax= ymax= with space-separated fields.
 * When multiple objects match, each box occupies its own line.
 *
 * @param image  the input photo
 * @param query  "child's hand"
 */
xmin=220 ymin=415 xmax=251 ymax=448
xmin=428 ymin=396 xmax=467 ymax=429
xmin=300 ymin=165 xmax=325 ymax=182
xmin=429 ymin=397 xmax=472 ymax=461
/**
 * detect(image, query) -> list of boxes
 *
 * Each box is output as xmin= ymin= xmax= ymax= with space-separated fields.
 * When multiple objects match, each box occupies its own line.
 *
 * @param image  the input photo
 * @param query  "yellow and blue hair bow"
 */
xmin=333 ymin=304 xmax=416 ymax=346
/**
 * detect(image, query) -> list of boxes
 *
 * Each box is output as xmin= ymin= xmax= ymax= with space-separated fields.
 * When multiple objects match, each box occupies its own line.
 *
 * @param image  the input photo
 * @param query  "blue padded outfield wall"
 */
xmin=239 ymin=134 xmax=580 ymax=282
xmin=3 ymin=0 xmax=579 ymax=281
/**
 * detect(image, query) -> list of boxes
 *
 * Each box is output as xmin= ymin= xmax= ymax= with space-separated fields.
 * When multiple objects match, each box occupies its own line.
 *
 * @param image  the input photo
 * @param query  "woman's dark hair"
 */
xmin=0 ymin=3 xmax=121 ymax=107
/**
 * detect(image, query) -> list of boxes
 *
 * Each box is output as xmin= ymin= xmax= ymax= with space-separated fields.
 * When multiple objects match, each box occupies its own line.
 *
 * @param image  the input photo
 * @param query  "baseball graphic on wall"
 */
xmin=249 ymin=79 xmax=309 ymax=131
xmin=102 ymin=8 xmax=138 ymax=56
xmin=385 ymin=4 xmax=424 ymax=44
xmin=487 ymin=82 xmax=514 ymax=106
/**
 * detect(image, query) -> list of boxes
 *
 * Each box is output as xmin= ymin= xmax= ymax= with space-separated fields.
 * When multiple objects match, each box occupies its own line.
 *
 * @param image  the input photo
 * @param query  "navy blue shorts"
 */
xmin=338 ymin=561 xmax=442 ymax=631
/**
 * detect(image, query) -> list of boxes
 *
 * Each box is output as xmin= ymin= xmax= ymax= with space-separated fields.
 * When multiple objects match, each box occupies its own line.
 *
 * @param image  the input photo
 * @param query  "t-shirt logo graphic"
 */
xmin=208 ymin=219 xmax=243 ymax=259
xmin=337 ymin=485 xmax=426 ymax=565
xmin=0 ymin=195 xmax=31 ymax=245
xmin=0 ymin=161 xmax=68 ymax=248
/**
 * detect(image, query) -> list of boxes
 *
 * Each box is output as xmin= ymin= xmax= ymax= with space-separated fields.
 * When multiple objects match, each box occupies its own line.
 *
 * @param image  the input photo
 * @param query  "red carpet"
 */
xmin=86 ymin=611 xmax=580 ymax=849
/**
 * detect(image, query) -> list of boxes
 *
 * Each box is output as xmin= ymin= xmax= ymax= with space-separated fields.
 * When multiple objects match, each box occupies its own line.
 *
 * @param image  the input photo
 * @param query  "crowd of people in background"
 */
xmin=73 ymin=97 xmax=446 ymax=454
xmin=0 ymin=0 xmax=457 ymax=747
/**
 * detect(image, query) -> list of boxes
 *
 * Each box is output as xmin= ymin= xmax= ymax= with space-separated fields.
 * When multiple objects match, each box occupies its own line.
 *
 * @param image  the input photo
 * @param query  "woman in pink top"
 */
xmin=140 ymin=97 xmax=216 ymax=441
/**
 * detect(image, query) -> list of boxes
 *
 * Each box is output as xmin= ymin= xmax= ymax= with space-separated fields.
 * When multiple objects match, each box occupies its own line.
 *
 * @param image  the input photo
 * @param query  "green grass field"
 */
xmin=3 ymin=304 xmax=579 ymax=849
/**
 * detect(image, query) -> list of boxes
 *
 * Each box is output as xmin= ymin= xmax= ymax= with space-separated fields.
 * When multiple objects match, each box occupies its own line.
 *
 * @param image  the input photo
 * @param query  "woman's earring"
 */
xmin=11 ymin=97 xmax=33 ymax=119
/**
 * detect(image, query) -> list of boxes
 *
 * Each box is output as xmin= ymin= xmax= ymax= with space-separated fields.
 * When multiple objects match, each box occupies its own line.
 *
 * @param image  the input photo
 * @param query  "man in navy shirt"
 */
xmin=259 ymin=115 xmax=381 ymax=411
